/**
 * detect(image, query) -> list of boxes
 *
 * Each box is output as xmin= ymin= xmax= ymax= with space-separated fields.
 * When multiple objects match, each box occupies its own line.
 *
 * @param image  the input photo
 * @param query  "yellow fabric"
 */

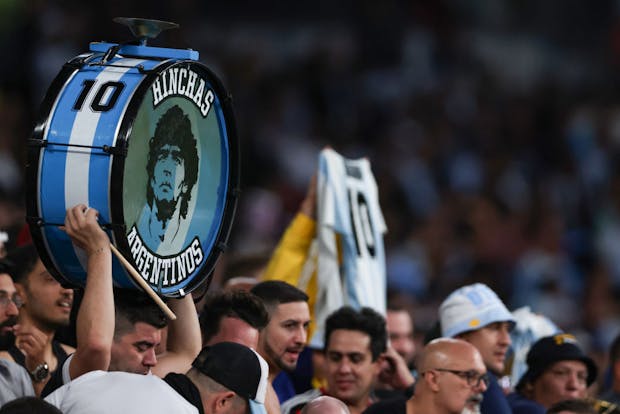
xmin=262 ymin=213 xmax=319 ymax=339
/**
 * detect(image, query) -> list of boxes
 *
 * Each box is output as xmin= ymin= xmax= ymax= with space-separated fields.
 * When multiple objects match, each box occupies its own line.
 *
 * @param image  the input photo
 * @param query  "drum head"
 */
xmin=113 ymin=61 xmax=238 ymax=296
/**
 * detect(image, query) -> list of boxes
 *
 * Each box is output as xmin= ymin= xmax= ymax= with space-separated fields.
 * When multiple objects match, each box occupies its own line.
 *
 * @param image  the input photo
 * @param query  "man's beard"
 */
xmin=265 ymin=341 xmax=297 ymax=374
xmin=0 ymin=316 xmax=17 ymax=350
xmin=0 ymin=331 xmax=15 ymax=351
xmin=462 ymin=394 xmax=483 ymax=414
xmin=462 ymin=405 xmax=481 ymax=414
xmin=155 ymin=198 xmax=177 ymax=225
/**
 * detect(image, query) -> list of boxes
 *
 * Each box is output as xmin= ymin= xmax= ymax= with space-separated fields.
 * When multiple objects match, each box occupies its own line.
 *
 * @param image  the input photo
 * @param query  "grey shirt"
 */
xmin=0 ymin=359 xmax=35 ymax=406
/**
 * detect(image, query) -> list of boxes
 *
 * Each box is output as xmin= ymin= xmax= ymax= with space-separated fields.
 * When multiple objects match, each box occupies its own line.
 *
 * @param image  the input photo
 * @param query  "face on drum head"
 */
xmin=139 ymin=105 xmax=199 ymax=248
xmin=151 ymin=144 xmax=187 ymax=206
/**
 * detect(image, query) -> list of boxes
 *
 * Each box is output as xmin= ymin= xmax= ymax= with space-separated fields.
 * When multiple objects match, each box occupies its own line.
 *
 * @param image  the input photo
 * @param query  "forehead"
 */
xmin=158 ymin=144 xmax=181 ymax=153
xmin=386 ymin=310 xmax=412 ymax=330
xmin=0 ymin=274 xmax=15 ymax=293
xmin=270 ymin=301 xmax=310 ymax=322
xmin=124 ymin=321 xmax=162 ymax=343
xmin=442 ymin=343 xmax=486 ymax=372
xmin=327 ymin=329 xmax=372 ymax=354
xmin=461 ymin=321 xmax=508 ymax=339
xmin=25 ymin=259 xmax=49 ymax=281
xmin=212 ymin=316 xmax=259 ymax=348
xmin=545 ymin=360 xmax=588 ymax=373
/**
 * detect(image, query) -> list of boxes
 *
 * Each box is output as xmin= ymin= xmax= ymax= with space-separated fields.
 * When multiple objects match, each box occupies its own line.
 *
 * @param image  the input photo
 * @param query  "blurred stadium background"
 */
xmin=1 ymin=0 xmax=620 ymax=367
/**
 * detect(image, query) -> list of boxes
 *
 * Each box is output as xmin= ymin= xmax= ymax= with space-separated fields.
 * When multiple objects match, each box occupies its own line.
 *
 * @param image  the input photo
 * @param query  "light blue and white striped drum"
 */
xmin=26 ymin=41 xmax=239 ymax=297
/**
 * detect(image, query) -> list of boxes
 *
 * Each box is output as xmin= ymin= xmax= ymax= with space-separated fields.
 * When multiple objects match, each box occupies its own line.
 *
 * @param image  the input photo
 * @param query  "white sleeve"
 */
xmin=44 ymin=382 xmax=68 ymax=410
xmin=62 ymin=353 xmax=74 ymax=383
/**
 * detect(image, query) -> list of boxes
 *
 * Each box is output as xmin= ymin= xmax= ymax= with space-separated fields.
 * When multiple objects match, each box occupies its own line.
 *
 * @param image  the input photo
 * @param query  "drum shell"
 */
xmin=27 ymin=50 xmax=239 ymax=297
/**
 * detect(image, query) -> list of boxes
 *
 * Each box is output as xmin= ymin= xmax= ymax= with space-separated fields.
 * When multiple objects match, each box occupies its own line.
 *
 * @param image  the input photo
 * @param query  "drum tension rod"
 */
xmin=87 ymin=42 xmax=159 ymax=74
xmin=26 ymin=216 xmax=126 ymax=232
xmin=102 ymin=44 xmax=121 ymax=64
xmin=61 ymin=47 xmax=157 ymax=74
xmin=27 ymin=139 xmax=127 ymax=156
xmin=88 ymin=62 xmax=156 ymax=74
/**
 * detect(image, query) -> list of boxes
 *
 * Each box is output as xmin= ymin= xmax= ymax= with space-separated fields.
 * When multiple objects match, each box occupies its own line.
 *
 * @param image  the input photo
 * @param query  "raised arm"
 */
xmin=151 ymin=293 xmax=201 ymax=377
xmin=64 ymin=205 xmax=115 ymax=379
xmin=262 ymin=173 xmax=317 ymax=284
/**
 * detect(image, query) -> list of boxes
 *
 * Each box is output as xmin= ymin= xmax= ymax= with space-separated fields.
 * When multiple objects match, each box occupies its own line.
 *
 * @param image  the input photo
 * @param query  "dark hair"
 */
xmin=423 ymin=320 xmax=442 ymax=345
xmin=250 ymin=281 xmax=308 ymax=314
xmin=324 ymin=306 xmax=387 ymax=361
xmin=0 ymin=397 xmax=63 ymax=414
xmin=386 ymin=289 xmax=415 ymax=315
xmin=0 ymin=259 xmax=11 ymax=275
xmin=200 ymin=290 xmax=269 ymax=343
xmin=547 ymin=398 xmax=597 ymax=414
xmin=114 ymin=289 xmax=167 ymax=339
xmin=146 ymin=105 xmax=199 ymax=219
xmin=3 ymin=244 xmax=39 ymax=284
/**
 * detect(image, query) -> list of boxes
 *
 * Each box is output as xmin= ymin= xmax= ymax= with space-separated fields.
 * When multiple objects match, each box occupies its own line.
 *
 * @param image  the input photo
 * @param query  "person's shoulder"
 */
xmin=0 ymin=358 xmax=23 ymax=372
xmin=44 ymin=370 xmax=109 ymax=407
xmin=163 ymin=372 xmax=198 ymax=400
xmin=55 ymin=370 xmax=176 ymax=396
xmin=281 ymin=388 xmax=323 ymax=414
xmin=362 ymin=397 xmax=407 ymax=414
xmin=599 ymin=390 xmax=620 ymax=406
xmin=480 ymin=374 xmax=511 ymax=411
xmin=0 ymin=359 xmax=35 ymax=404
xmin=506 ymin=392 xmax=546 ymax=414
xmin=0 ymin=358 xmax=31 ymax=385
xmin=59 ymin=343 xmax=75 ymax=355
xmin=0 ymin=350 xmax=14 ymax=362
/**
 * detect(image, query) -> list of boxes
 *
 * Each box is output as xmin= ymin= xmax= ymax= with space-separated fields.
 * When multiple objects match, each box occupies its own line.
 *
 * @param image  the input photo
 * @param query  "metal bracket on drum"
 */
xmin=26 ymin=216 xmax=126 ymax=232
xmin=88 ymin=56 xmax=157 ymax=74
xmin=102 ymin=44 xmax=121 ymax=64
xmin=62 ymin=54 xmax=156 ymax=74
xmin=28 ymin=139 xmax=128 ymax=157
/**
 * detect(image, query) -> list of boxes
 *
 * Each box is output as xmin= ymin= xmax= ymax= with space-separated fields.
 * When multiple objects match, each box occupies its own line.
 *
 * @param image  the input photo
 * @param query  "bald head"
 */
xmin=301 ymin=396 xmax=350 ymax=414
xmin=418 ymin=338 xmax=483 ymax=372
xmin=414 ymin=338 xmax=488 ymax=414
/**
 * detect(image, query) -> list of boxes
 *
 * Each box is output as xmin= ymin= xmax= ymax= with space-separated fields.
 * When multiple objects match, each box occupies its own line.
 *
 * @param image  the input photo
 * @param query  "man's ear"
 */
xmin=213 ymin=391 xmax=236 ymax=413
xmin=372 ymin=356 xmax=383 ymax=377
xmin=426 ymin=370 xmax=441 ymax=392
xmin=14 ymin=283 xmax=26 ymax=305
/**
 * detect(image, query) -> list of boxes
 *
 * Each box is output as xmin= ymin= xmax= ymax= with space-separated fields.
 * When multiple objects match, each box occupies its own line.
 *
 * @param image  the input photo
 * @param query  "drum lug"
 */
xmin=28 ymin=138 xmax=126 ymax=157
xmin=101 ymin=222 xmax=126 ymax=232
xmin=102 ymin=145 xmax=127 ymax=157
xmin=102 ymin=44 xmax=121 ymax=64
xmin=26 ymin=216 xmax=45 ymax=227
xmin=28 ymin=138 xmax=47 ymax=148
xmin=27 ymin=216 xmax=126 ymax=232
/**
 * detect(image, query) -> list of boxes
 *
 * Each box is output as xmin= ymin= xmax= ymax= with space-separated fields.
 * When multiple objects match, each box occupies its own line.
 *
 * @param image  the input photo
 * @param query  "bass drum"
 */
xmin=26 ymin=41 xmax=239 ymax=297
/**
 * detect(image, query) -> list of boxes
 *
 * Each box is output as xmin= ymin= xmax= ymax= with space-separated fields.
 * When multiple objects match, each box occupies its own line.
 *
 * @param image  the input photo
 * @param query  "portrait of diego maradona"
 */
xmin=136 ymin=105 xmax=199 ymax=252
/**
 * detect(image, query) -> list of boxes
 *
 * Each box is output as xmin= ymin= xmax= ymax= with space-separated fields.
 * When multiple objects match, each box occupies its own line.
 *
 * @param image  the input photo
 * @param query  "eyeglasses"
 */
xmin=431 ymin=368 xmax=490 ymax=388
xmin=0 ymin=294 xmax=23 ymax=309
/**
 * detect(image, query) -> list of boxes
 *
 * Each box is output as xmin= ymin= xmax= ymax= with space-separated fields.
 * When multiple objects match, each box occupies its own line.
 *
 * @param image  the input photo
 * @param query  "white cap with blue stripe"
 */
xmin=439 ymin=283 xmax=515 ymax=338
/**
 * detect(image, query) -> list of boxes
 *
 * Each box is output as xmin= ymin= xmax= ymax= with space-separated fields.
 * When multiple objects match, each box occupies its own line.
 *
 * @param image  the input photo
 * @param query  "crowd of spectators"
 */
xmin=1 ymin=0 xmax=620 ymax=364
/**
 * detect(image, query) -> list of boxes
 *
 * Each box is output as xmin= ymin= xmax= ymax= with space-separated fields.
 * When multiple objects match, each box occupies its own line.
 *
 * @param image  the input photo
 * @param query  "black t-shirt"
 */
xmin=11 ymin=340 xmax=69 ymax=398
xmin=164 ymin=373 xmax=205 ymax=414
xmin=41 ymin=363 xmax=64 ymax=397
xmin=362 ymin=397 xmax=407 ymax=414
